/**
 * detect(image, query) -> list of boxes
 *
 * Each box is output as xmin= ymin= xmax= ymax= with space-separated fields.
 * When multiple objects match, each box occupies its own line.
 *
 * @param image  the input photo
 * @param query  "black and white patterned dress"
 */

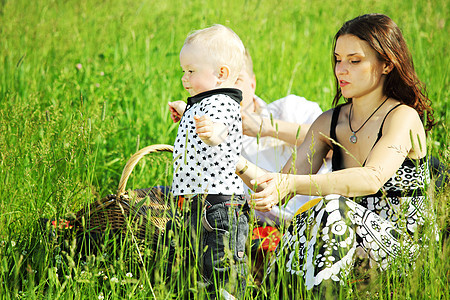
xmin=171 ymin=88 xmax=244 ymax=196
xmin=266 ymin=104 xmax=435 ymax=290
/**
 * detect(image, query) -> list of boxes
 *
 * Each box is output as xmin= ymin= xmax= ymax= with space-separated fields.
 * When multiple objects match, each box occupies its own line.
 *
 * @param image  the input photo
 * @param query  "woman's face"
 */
xmin=334 ymin=34 xmax=388 ymax=100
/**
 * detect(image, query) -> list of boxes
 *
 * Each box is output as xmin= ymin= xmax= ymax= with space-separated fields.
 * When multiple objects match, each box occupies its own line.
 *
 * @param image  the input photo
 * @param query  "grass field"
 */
xmin=0 ymin=0 xmax=449 ymax=298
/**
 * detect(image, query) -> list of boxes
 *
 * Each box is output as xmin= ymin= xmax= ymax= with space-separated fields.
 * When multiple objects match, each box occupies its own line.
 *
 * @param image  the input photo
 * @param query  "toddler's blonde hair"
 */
xmin=184 ymin=24 xmax=245 ymax=83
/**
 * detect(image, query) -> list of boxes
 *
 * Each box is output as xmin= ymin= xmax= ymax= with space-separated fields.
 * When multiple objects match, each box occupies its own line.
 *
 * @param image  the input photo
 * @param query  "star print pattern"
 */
xmin=171 ymin=89 xmax=244 ymax=196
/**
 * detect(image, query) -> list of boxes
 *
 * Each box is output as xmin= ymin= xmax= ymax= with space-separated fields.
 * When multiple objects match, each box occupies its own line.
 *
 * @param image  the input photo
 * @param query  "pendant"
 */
xmin=349 ymin=133 xmax=357 ymax=144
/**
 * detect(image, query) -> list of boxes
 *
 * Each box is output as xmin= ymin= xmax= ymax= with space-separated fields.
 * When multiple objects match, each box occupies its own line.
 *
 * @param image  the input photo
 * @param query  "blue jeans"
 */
xmin=165 ymin=194 xmax=249 ymax=297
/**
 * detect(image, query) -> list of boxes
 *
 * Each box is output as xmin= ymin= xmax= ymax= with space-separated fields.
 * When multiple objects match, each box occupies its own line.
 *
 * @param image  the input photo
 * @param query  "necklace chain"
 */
xmin=348 ymin=97 xmax=389 ymax=144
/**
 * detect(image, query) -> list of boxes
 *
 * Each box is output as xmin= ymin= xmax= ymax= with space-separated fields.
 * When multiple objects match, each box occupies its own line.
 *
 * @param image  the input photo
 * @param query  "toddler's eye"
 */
xmin=335 ymin=59 xmax=341 ymax=63
xmin=351 ymin=60 xmax=360 ymax=64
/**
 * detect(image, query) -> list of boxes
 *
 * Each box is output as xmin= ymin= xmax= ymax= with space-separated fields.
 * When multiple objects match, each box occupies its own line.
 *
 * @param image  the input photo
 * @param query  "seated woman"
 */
xmin=235 ymin=13 xmax=436 ymax=294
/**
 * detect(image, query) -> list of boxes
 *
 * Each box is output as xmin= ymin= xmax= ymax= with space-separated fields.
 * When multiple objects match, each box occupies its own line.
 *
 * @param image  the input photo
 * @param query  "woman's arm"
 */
xmin=237 ymin=110 xmax=332 ymax=192
xmin=250 ymin=106 xmax=427 ymax=211
xmin=238 ymin=110 xmax=332 ymax=211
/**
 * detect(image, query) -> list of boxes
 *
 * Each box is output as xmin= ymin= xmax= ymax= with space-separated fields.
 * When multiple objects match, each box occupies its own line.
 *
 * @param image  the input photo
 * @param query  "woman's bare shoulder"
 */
xmin=313 ymin=107 xmax=335 ymax=124
xmin=311 ymin=106 xmax=347 ymax=131
xmin=306 ymin=107 xmax=338 ymax=147
xmin=385 ymin=102 xmax=424 ymax=127
xmin=380 ymin=102 xmax=427 ymax=157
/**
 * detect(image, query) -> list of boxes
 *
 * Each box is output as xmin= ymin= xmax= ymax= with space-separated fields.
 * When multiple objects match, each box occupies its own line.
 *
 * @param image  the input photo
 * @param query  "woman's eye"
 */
xmin=351 ymin=60 xmax=360 ymax=64
xmin=335 ymin=60 xmax=341 ymax=63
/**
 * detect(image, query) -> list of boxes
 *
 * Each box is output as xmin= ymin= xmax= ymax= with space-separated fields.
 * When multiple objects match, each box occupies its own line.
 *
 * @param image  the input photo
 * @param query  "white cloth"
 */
xmin=241 ymin=95 xmax=331 ymax=225
xmin=172 ymin=89 xmax=244 ymax=196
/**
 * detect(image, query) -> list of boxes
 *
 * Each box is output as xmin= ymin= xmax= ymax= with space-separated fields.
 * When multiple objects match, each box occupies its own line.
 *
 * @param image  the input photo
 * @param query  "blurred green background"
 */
xmin=0 ymin=0 xmax=448 ymax=298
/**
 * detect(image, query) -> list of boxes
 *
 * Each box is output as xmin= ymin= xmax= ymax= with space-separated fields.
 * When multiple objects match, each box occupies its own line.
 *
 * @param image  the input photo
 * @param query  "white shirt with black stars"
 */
xmin=171 ymin=88 xmax=244 ymax=196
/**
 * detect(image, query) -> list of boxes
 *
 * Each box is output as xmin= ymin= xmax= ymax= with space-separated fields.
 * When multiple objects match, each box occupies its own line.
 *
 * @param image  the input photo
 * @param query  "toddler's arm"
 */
xmin=194 ymin=115 xmax=228 ymax=146
xmin=168 ymin=101 xmax=187 ymax=122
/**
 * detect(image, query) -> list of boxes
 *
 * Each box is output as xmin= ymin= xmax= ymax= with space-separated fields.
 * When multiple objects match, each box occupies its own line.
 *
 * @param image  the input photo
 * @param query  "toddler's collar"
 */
xmin=187 ymin=88 xmax=242 ymax=107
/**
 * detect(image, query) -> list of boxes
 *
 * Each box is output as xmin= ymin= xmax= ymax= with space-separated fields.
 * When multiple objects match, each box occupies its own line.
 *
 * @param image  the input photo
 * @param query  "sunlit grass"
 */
xmin=0 ymin=0 xmax=448 ymax=298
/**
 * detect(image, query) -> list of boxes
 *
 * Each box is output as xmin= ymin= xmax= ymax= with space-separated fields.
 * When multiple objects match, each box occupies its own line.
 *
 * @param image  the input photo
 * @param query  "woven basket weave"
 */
xmin=74 ymin=144 xmax=174 ymax=243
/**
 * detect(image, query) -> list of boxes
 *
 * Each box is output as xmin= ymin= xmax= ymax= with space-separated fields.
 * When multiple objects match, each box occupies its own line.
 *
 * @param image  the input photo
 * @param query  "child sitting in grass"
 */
xmin=166 ymin=24 xmax=249 ymax=298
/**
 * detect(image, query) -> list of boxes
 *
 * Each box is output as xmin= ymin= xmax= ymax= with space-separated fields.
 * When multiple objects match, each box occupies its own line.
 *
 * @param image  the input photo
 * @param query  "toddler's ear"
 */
xmin=218 ymin=65 xmax=230 ymax=82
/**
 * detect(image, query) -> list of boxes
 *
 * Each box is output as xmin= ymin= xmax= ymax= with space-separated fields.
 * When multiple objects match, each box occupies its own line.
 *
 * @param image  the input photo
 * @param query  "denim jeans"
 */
xmin=165 ymin=194 xmax=249 ymax=297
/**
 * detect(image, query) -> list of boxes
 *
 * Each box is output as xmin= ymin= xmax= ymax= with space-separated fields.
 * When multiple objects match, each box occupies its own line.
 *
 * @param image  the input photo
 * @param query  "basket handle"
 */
xmin=117 ymin=144 xmax=174 ymax=196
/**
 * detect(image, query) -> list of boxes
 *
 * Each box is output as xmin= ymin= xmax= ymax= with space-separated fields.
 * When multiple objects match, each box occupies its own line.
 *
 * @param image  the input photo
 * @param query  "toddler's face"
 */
xmin=180 ymin=44 xmax=219 ymax=96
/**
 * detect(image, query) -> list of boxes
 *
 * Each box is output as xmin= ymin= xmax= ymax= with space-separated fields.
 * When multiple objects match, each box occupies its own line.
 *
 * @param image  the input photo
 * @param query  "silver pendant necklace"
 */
xmin=348 ymin=97 xmax=389 ymax=144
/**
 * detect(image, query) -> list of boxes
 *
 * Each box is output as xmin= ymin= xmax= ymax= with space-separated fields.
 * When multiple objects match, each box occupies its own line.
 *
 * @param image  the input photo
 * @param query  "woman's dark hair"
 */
xmin=332 ymin=14 xmax=434 ymax=131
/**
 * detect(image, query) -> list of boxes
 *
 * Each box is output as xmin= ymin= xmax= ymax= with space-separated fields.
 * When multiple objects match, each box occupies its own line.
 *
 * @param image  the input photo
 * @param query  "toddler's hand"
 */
xmin=194 ymin=115 xmax=228 ymax=146
xmin=194 ymin=115 xmax=214 ymax=141
xmin=168 ymin=101 xmax=187 ymax=123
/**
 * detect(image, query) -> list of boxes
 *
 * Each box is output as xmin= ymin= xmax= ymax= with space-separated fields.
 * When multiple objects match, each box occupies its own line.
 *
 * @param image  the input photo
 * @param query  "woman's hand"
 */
xmin=249 ymin=173 xmax=296 ymax=212
xmin=168 ymin=101 xmax=187 ymax=122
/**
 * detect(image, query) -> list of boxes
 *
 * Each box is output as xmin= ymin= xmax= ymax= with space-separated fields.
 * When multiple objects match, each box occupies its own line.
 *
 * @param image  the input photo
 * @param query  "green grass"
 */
xmin=0 ymin=0 xmax=448 ymax=298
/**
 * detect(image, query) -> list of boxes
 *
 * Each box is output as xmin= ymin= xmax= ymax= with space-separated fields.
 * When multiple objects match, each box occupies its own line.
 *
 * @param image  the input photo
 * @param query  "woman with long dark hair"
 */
xmin=235 ymin=14 xmax=436 ymax=294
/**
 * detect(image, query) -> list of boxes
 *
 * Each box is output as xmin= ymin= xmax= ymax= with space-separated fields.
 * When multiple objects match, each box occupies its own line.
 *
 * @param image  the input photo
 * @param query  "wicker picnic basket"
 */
xmin=74 ymin=144 xmax=174 ymax=247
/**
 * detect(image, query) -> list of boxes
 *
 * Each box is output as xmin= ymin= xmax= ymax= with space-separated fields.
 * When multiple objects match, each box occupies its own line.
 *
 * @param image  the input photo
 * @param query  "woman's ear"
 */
xmin=382 ymin=62 xmax=394 ymax=75
xmin=218 ymin=65 xmax=230 ymax=83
